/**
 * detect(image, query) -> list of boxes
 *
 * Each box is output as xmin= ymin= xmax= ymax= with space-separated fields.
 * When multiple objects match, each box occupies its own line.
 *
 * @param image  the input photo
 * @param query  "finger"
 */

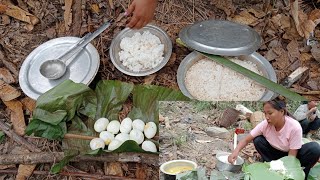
xmin=126 ymin=2 xmax=135 ymax=16
xmin=127 ymin=16 xmax=139 ymax=28
xmin=134 ymin=20 xmax=145 ymax=29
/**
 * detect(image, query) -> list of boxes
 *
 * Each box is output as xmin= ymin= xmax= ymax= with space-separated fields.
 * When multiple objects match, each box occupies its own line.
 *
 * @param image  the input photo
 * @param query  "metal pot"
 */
xmin=216 ymin=152 xmax=244 ymax=172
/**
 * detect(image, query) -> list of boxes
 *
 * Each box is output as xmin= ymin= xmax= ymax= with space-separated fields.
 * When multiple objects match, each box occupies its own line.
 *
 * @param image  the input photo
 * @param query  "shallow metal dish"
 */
xmin=216 ymin=152 xmax=244 ymax=172
xmin=109 ymin=24 xmax=172 ymax=76
xmin=19 ymin=37 xmax=100 ymax=100
xmin=177 ymin=51 xmax=277 ymax=101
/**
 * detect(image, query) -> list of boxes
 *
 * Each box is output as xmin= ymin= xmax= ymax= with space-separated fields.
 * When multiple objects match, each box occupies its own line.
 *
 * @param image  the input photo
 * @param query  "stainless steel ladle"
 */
xmin=40 ymin=21 xmax=111 ymax=80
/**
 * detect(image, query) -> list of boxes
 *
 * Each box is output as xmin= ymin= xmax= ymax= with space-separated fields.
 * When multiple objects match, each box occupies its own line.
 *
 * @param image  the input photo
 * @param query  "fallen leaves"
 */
xmin=0 ymin=67 xmax=15 ymax=84
xmin=3 ymin=100 xmax=26 ymax=136
xmin=0 ymin=79 xmax=21 ymax=101
xmin=290 ymin=0 xmax=320 ymax=39
xmin=64 ymin=0 xmax=73 ymax=31
xmin=0 ymin=2 xmax=39 ymax=30
xmin=231 ymin=8 xmax=266 ymax=26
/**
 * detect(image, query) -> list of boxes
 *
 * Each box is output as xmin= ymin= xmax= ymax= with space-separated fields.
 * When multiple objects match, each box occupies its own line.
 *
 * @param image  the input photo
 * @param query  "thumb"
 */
xmin=126 ymin=2 xmax=135 ymax=16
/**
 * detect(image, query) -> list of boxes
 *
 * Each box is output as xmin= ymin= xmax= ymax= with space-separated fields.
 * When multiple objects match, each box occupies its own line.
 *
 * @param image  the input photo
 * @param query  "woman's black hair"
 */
xmin=263 ymin=99 xmax=294 ymax=118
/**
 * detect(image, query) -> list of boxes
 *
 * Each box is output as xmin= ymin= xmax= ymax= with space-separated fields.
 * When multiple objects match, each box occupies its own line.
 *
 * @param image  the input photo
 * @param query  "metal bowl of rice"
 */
xmin=109 ymin=24 xmax=172 ymax=76
xmin=177 ymin=51 xmax=277 ymax=101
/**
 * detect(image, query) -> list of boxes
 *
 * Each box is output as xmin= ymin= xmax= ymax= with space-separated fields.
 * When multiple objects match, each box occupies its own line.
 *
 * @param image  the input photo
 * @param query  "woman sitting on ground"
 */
xmin=228 ymin=100 xmax=320 ymax=179
xmin=293 ymin=101 xmax=320 ymax=139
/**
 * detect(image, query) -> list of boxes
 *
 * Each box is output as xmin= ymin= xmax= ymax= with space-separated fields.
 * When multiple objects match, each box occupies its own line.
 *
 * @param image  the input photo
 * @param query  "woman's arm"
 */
xmin=228 ymin=134 xmax=254 ymax=164
xmin=288 ymin=149 xmax=298 ymax=157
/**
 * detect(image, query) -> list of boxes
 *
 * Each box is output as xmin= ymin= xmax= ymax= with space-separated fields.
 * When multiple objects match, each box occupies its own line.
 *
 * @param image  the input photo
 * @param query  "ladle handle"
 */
xmin=58 ymin=21 xmax=111 ymax=62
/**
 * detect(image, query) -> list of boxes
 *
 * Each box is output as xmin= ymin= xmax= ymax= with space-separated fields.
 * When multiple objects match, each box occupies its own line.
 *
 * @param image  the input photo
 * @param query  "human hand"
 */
xmin=126 ymin=0 xmax=157 ymax=29
xmin=309 ymin=114 xmax=317 ymax=122
xmin=228 ymin=152 xmax=238 ymax=164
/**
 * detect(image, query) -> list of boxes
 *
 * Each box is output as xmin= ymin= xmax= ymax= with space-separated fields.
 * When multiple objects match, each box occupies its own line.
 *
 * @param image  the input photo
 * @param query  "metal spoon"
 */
xmin=40 ymin=21 xmax=111 ymax=80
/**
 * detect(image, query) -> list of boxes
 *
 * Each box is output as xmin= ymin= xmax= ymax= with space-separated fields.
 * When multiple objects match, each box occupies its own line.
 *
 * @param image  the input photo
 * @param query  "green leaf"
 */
xmin=50 ymin=150 xmax=79 ymax=174
xmin=308 ymin=163 xmax=320 ymax=180
xmin=0 ymin=131 xmax=5 ymax=143
xmin=210 ymin=169 xmax=244 ymax=180
xmin=243 ymin=162 xmax=283 ymax=180
xmin=25 ymin=119 xmax=67 ymax=140
xmin=279 ymin=156 xmax=305 ymax=180
xmin=176 ymin=167 xmax=208 ymax=180
xmin=201 ymin=53 xmax=306 ymax=101
xmin=95 ymin=80 xmax=134 ymax=120
xmin=36 ymin=80 xmax=95 ymax=121
xmin=32 ymin=109 xmax=67 ymax=125
xmin=128 ymin=84 xmax=190 ymax=124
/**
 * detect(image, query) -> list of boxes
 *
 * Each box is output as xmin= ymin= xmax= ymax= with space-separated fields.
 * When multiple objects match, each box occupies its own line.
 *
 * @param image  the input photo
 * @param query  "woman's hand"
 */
xmin=126 ymin=0 xmax=157 ymax=29
xmin=228 ymin=152 xmax=239 ymax=164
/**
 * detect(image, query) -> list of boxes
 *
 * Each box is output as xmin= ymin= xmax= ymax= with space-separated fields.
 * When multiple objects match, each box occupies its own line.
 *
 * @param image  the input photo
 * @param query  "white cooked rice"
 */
xmin=185 ymin=57 xmax=266 ymax=101
xmin=118 ymin=31 xmax=164 ymax=72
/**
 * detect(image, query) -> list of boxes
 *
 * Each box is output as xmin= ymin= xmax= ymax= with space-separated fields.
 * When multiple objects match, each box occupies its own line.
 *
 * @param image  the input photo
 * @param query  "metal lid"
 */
xmin=179 ymin=20 xmax=262 ymax=56
xmin=19 ymin=37 xmax=100 ymax=100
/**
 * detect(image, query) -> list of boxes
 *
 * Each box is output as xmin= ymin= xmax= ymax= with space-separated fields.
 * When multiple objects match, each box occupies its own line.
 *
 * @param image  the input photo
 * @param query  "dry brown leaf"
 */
xmin=167 ymin=53 xmax=176 ymax=66
xmin=265 ymin=49 xmax=278 ymax=61
xmin=21 ymin=97 xmax=36 ymax=112
xmin=287 ymin=40 xmax=300 ymax=63
xmin=247 ymin=8 xmax=266 ymax=19
xmin=0 ymin=79 xmax=21 ymax=101
xmin=211 ymin=0 xmax=235 ymax=16
xmin=0 ymin=67 xmax=15 ymax=84
xmin=3 ymin=3 xmax=39 ymax=25
xmin=280 ymin=15 xmax=291 ymax=29
xmin=135 ymin=164 xmax=147 ymax=179
xmin=232 ymin=10 xmax=258 ymax=25
xmin=0 ymin=4 xmax=7 ymax=13
xmin=1 ymin=15 xmax=10 ymax=25
xmin=16 ymin=164 xmax=36 ymax=180
xmin=143 ymin=74 xmax=157 ymax=85
xmin=272 ymin=47 xmax=291 ymax=69
xmin=308 ymin=9 xmax=320 ymax=24
xmin=311 ymin=44 xmax=320 ymax=63
xmin=91 ymin=4 xmax=100 ymax=14
xmin=64 ymin=0 xmax=73 ymax=31
xmin=1 ymin=59 xmax=19 ymax=77
xmin=3 ymin=100 xmax=26 ymax=136
xmin=104 ymin=162 xmax=123 ymax=176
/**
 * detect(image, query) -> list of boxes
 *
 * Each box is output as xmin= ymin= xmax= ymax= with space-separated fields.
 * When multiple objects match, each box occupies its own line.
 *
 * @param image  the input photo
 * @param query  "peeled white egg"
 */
xmin=107 ymin=120 xmax=121 ymax=134
xmin=99 ymin=131 xmax=114 ymax=145
xmin=120 ymin=117 xmax=132 ymax=134
xmin=94 ymin=118 xmax=109 ymax=132
xmin=115 ymin=133 xmax=130 ymax=142
xmin=129 ymin=129 xmax=144 ymax=144
xmin=132 ymin=119 xmax=145 ymax=132
xmin=89 ymin=138 xmax=105 ymax=150
xmin=108 ymin=139 xmax=123 ymax=151
xmin=144 ymin=122 xmax=157 ymax=139
xmin=142 ymin=140 xmax=157 ymax=153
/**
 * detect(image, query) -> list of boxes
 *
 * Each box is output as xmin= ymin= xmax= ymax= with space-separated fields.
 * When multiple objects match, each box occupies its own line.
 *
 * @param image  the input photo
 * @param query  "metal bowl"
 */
xmin=216 ymin=152 xmax=244 ymax=172
xmin=177 ymin=51 xmax=277 ymax=101
xmin=109 ymin=24 xmax=172 ymax=76
xmin=160 ymin=160 xmax=197 ymax=180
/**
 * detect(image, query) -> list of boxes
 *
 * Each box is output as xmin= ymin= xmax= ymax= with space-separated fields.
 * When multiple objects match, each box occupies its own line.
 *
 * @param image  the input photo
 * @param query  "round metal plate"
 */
xmin=19 ymin=37 xmax=100 ymax=100
xmin=179 ymin=20 xmax=262 ymax=56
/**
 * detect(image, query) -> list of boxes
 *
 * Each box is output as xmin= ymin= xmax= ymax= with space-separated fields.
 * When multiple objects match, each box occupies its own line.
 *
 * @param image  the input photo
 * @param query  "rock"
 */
xmin=205 ymin=126 xmax=230 ymax=139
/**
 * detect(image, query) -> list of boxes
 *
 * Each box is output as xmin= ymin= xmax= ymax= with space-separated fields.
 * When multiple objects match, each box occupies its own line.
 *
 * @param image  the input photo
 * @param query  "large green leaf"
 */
xmin=308 ymin=163 xmax=320 ymax=180
xmin=210 ymin=169 xmax=244 ymax=180
xmin=176 ymin=167 xmax=208 ymax=180
xmin=242 ymin=156 xmax=305 ymax=180
xmin=50 ymin=149 xmax=79 ymax=174
xmin=95 ymin=80 xmax=134 ymax=120
xmin=128 ymin=84 xmax=190 ymax=124
xmin=25 ymin=119 xmax=67 ymax=140
xmin=26 ymin=80 xmax=97 ymax=140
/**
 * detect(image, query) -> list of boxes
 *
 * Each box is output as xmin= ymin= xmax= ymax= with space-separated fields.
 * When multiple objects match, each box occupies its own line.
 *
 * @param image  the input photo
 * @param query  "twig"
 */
xmin=64 ymin=133 xmax=96 ymax=140
xmin=0 ymin=152 xmax=159 ymax=166
xmin=0 ymin=169 xmax=140 ymax=180
xmin=0 ymin=119 xmax=41 ymax=153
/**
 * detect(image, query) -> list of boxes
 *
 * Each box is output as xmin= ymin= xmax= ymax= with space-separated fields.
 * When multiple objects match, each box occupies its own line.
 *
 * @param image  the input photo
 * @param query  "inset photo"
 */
xmin=159 ymin=100 xmax=320 ymax=180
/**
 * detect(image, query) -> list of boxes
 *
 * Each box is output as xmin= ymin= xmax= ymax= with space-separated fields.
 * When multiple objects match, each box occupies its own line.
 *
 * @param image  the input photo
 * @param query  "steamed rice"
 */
xmin=118 ymin=31 xmax=164 ymax=72
xmin=185 ymin=57 xmax=266 ymax=101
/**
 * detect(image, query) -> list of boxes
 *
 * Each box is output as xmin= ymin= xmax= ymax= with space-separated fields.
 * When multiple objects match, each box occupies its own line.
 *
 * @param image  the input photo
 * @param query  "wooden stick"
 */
xmin=0 ymin=119 xmax=41 ymax=153
xmin=0 ymin=169 xmax=140 ymax=180
xmin=0 ymin=152 xmax=159 ymax=166
xmin=64 ymin=133 xmax=96 ymax=140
